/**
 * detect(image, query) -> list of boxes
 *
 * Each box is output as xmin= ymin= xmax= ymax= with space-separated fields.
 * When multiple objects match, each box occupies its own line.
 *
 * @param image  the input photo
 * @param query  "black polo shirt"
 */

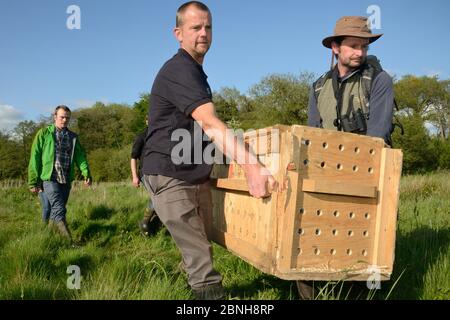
xmin=142 ymin=49 xmax=213 ymax=184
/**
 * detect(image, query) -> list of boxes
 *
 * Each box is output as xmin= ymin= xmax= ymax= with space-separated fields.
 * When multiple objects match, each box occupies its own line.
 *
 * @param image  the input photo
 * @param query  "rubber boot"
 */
xmin=192 ymin=283 xmax=226 ymax=300
xmin=138 ymin=208 xmax=160 ymax=236
xmin=296 ymin=281 xmax=315 ymax=300
xmin=49 ymin=220 xmax=72 ymax=242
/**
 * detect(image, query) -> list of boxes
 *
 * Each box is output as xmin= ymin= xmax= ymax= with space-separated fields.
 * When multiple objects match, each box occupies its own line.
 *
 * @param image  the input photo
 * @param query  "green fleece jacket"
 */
xmin=28 ymin=124 xmax=91 ymax=188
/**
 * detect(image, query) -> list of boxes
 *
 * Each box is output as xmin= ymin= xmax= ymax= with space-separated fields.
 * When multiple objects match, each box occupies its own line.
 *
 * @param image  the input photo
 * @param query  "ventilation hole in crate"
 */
xmin=303 ymin=159 xmax=309 ymax=166
xmin=353 ymin=165 xmax=359 ymax=172
xmin=253 ymin=233 xmax=256 ymax=239
xmin=315 ymin=229 xmax=321 ymax=236
xmin=298 ymin=228 xmax=304 ymax=235
xmin=364 ymin=212 xmax=371 ymax=219
xmin=299 ymin=208 xmax=305 ymax=215
xmin=346 ymin=249 xmax=353 ymax=256
xmin=354 ymin=147 xmax=360 ymax=154
xmin=297 ymin=248 xmax=302 ymax=255
xmin=362 ymin=250 xmax=368 ymax=256
xmin=330 ymin=249 xmax=336 ymax=255
xmin=320 ymin=161 xmax=326 ymax=168
xmin=349 ymin=212 xmax=355 ymax=219
xmin=316 ymin=209 xmax=323 ymax=216
xmin=368 ymin=167 xmax=374 ymax=174
xmin=369 ymin=149 xmax=375 ymax=155
xmin=322 ymin=142 xmax=328 ymax=149
xmin=332 ymin=229 xmax=338 ymax=236
xmin=363 ymin=230 xmax=369 ymax=237
xmin=348 ymin=230 xmax=354 ymax=237
xmin=303 ymin=139 xmax=311 ymax=146
xmin=339 ymin=144 xmax=345 ymax=151
xmin=337 ymin=163 xmax=343 ymax=170
xmin=333 ymin=210 xmax=340 ymax=217
xmin=314 ymin=248 xmax=320 ymax=255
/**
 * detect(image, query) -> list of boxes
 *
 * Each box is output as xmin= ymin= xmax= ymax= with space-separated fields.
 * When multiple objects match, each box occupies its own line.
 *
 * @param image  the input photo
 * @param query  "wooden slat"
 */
xmin=276 ymin=132 xmax=301 ymax=272
xmin=213 ymin=178 xmax=248 ymax=192
xmin=211 ymin=228 xmax=276 ymax=276
xmin=302 ymin=179 xmax=378 ymax=198
xmin=291 ymin=125 xmax=384 ymax=185
xmin=274 ymin=269 xmax=391 ymax=281
xmin=213 ymin=178 xmax=278 ymax=194
xmin=372 ymin=148 xmax=403 ymax=270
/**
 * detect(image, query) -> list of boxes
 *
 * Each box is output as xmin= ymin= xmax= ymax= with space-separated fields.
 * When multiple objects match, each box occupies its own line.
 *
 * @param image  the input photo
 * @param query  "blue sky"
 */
xmin=1 ymin=0 xmax=449 ymax=131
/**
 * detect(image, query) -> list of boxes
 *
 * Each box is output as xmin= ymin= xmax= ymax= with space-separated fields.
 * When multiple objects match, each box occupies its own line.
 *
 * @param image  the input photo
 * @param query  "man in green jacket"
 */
xmin=28 ymin=105 xmax=91 ymax=240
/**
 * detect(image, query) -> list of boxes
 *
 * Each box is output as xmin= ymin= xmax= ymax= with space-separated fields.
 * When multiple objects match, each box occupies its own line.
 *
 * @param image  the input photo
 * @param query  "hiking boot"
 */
xmin=138 ymin=209 xmax=162 ymax=237
xmin=192 ymin=283 xmax=226 ymax=300
xmin=49 ymin=220 xmax=73 ymax=242
xmin=296 ymin=281 xmax=315 ymax=300
xmin=138 ymin=219 xmax=151 ymax=237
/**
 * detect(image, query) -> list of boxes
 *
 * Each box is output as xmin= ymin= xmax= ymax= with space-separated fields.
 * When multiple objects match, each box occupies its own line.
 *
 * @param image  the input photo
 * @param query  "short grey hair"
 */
xmin=176 ymin=1 xmax=210 ymax=27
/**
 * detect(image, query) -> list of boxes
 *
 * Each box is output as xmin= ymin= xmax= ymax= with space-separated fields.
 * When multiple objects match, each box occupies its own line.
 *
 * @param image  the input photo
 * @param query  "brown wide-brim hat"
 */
xmin=322 ymin=16 xmax=383 ymax=48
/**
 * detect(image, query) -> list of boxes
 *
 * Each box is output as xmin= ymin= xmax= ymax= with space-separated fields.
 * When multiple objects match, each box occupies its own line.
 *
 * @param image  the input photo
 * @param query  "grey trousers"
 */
xmin=143 ymin=174 xmax=222 ymax=289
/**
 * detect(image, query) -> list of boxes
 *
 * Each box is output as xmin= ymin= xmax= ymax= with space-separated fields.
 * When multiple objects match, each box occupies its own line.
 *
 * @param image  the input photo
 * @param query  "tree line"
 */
xmin=1 ymin=73 xmax=448 ymax=181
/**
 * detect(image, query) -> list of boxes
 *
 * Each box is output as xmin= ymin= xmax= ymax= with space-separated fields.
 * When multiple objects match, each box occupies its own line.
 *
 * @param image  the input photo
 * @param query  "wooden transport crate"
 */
xmin=210 ymin=125 xmax=403 ymax=281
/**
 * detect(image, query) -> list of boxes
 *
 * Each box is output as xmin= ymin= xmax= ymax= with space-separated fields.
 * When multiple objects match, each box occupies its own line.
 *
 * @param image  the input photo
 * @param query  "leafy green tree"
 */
xmin=88 ymin=145 xmax=131 ymax=182
xmin=244 ymin=72 xmax=314 ymax=129
xmin=71 ymin=102 xmax=136 ymax=153
xmin=395 ymin=76 xmax=449 ymax=139
xmin=392 ymin=115 xmax=437 ymax=173
xmin=431 ymin=138 xmax=450 ymax=170
xmin=13 ymin=120 xmax=41 ymax=177
xmin=213 ymin=87 xmax=246 ymax=129
xmin=132 ymin=93 xmax=150 ymax=133
xmin=0 ymin=131 xmax=22 ymax=179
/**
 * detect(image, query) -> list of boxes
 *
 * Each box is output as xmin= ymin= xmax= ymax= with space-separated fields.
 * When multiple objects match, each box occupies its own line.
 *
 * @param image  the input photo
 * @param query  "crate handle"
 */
xmin=302 ymin=179 xmax=378 ymax=198
xmin=213 ymin=178 xmax=276 ymax=194
xmin=213 ymin=178 xmax=249 ymax=192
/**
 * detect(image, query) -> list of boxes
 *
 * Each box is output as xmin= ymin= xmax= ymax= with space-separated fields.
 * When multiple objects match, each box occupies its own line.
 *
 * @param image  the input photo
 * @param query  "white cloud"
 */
xmin=0 ymin=104 xmax=24 ymax=132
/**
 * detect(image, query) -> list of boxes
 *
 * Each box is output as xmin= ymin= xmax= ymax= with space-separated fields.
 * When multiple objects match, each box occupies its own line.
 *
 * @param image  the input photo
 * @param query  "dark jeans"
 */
xmin=43 ymin=181 xmax=71 ymax=222
xmin=38 ymin=191 xmax=51 ymax=222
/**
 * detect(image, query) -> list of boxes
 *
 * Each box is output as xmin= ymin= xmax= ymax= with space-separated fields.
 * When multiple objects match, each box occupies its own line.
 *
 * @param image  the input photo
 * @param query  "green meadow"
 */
xmin=0 ymin=172 xmax=448 ymax=300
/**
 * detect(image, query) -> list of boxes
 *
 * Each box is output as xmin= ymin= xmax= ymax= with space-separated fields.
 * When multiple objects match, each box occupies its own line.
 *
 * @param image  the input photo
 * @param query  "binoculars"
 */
xmin=336 ymin=108 xmax=367 ymax=134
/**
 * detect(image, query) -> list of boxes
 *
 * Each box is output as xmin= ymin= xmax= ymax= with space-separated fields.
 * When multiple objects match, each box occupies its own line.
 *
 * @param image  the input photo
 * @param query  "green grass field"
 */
xmin=0 ymin=172 xmax=448 ymax=300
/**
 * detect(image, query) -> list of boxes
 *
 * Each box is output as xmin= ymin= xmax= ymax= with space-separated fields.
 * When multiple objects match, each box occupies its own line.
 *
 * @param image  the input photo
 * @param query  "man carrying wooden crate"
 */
xmin=141 ymin=1 xmax=278 ymax=300
xmin=308 ymin=16 xmax=395 ymax=146
xmin=303 ymin=16 xmax=396 ymax=299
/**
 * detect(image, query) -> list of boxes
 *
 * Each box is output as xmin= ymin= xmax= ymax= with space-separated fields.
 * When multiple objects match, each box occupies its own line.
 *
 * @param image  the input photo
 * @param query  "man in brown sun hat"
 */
xmin=302 ymin=16 xmax=395 ymax=299
xmin=308 ymin=16 xmax=395 ymax=146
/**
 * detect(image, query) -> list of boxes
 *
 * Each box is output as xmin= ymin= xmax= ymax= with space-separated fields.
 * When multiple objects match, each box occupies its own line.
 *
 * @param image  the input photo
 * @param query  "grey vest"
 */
xmin=315 ymin=68 xmax=369 ymax=131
